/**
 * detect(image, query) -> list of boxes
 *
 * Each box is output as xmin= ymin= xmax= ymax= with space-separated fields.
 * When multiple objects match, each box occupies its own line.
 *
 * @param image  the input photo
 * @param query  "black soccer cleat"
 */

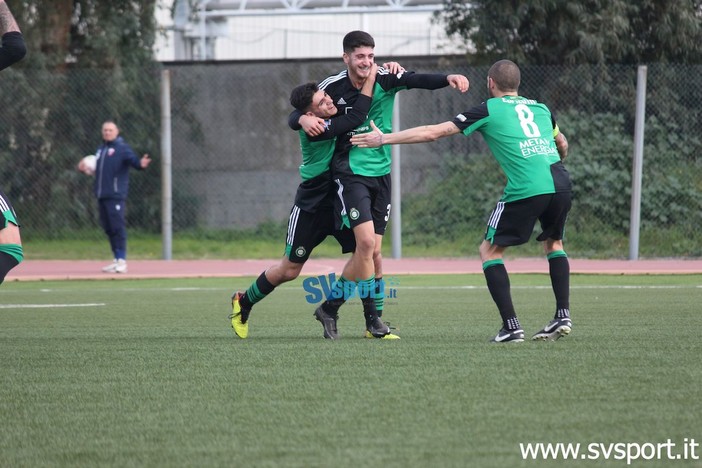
xmin=366 ymin=316 xmax=391 ymax=338
xmin=490 ymin=327 xmax=525 ymax=343
xmin=532 ymin=318 xmax=572 ymax=341
xmin=314 ymin=305 xmax=339 ymax=340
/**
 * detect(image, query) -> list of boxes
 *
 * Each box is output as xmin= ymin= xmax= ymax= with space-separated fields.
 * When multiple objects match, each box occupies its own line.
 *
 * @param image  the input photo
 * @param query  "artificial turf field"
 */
xmin=1 ymin=274 xmax=701 ymax=467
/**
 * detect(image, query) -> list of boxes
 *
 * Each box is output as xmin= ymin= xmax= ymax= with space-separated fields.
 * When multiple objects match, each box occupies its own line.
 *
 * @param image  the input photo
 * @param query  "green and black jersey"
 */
xmin=452 ymin=95 xmax=571 ymax=202
xmin=326 ymin=70 xmax=449 ymax=178
xmin=293 ymin=94 xmax=371 ymax=212
xmin=291 ymin=68 xmax=450 ymax=179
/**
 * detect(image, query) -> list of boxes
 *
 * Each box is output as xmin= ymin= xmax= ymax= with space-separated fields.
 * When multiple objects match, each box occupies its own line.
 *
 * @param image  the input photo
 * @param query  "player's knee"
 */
xmin=355 ymin=235 xmax=375 ymax=256
xmin=280 ymin=263 xmax=303 ymax=282
xmin=479 ymin=241 xmax=502 ymax=262
xmin=478 ymin=241 xmax=491 ymax=260
xmin=544 ymin=239 xmax=564 ymax=253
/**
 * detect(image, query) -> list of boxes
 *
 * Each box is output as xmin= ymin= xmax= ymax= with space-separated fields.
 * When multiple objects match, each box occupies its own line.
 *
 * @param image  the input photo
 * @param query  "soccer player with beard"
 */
xmin=351 ymin=59 xmax=572 ymax=343
xmin=290 ymin=30 xmax=469 ymax=339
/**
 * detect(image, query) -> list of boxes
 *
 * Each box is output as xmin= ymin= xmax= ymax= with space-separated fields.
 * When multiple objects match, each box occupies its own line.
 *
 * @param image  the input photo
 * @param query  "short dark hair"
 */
xmin=343 ymin=30 xmax=375 ymax=54
xmin=290 ymin=82 xmax=319 ymax=113
xmin=488 ymin=59 xmax=521 ymax=92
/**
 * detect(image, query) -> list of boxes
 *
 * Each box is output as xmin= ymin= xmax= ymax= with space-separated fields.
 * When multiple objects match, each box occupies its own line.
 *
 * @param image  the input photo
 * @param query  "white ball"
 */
xmin=81 ymin=155 xmax=97 ymax=175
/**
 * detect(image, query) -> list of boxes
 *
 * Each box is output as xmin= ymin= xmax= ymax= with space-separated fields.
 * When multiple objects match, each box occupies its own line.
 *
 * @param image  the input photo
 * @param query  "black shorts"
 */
xmin=0 ymin=190 xmax=20 ymax=229
xmin=334 ymin=174 xmax=391 ymax=235
xmin=284 ymin=204 xmax=356 ymax=263
xmin=484 ymin=192 xmax=572 ymax=247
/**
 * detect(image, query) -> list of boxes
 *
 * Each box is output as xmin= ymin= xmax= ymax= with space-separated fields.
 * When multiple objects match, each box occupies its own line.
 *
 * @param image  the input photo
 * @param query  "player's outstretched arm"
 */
xmin=405 ymin=72 xmax=469 ymax=92
xmin=351 ymin=120 xmax=461 ymax=148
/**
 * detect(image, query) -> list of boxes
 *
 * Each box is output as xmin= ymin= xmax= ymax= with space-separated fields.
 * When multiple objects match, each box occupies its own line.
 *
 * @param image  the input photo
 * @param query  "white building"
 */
xmin=154 ymin=0 xmax=466 ymax=61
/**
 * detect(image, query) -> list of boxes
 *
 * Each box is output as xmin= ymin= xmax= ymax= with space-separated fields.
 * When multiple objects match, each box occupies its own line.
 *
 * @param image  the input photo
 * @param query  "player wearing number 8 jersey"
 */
xmin=469 ymin=94 xmax=571 ymax=203
xmin=350 ymin=59 xmax=573 ymax=343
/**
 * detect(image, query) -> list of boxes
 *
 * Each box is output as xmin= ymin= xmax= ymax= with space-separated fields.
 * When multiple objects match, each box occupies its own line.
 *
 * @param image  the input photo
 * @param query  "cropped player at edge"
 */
xmin=0 ymin=0 xmax=27 ymax=285
xmin=351 ymin=59 xmax=573 ymax=343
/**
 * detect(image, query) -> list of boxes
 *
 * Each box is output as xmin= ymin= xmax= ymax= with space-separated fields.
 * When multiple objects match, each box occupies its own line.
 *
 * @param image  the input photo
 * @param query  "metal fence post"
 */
xmin=629 ymin=65 xmax=647 ymax=260
xmin=161 ymin=69 xmax=173 ymax=260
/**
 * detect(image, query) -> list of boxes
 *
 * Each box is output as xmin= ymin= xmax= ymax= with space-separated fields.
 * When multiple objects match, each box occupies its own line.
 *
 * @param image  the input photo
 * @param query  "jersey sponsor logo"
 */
xmin=337 ymin=97 xmax=347 ymax=105
xmin=349 ymin=208 xmax=360 ymax=220
xmin=107 ymin=148 xmax=115 ymax=156
xmin=455 ymin=114 xmax=467 ymax=122
xmin=295 ymin=246 xmax=306 ymax=258
xmin=519 ymin=137 xmax=558 ymax=158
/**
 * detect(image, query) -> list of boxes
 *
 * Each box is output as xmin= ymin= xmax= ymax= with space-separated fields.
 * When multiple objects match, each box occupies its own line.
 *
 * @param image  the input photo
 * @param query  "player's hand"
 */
xmin=350 ymin=120 xmax=384 ymax=148
xmin=300 ymin=114 xmax=325 ymax=137
xmin=447 ymin=74 xmax=469 ymax=93
xmin=382 ymin=61 xmax=405 ymax=74
xmin=140 ymin=153 xmax=152 ymax=169
xmin=368 ymin=62 xmax=378 ymax=83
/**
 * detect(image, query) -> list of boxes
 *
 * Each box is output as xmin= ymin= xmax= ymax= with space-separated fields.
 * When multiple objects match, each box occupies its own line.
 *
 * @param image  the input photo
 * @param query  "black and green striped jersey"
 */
xmin=296 ymin=68 xmax=450 ymax=178
xmin=452 ymin=95 xmax=571 ymax=202
xmin=293 ymin=94 xmax=371 ymax=212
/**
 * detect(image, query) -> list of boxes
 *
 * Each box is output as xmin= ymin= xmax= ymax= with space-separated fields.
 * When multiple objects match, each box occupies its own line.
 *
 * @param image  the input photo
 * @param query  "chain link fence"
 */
xmin=2 ymin=59 xmax=701 ymax=258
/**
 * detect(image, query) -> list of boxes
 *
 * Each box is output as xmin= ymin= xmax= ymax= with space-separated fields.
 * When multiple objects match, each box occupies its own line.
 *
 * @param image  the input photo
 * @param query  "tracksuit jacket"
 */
xmin=93 ymin=136 xmax=143 ymax=200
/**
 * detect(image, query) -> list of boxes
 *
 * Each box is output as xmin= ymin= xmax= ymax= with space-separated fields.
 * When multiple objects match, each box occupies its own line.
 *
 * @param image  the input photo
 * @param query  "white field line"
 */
xmin=0 ymin=303 xmax=106 ymax=309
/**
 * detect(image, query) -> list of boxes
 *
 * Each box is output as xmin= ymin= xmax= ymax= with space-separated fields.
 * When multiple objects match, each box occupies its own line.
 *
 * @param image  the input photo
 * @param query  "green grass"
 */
xmin=23 ymin=227 xmax=702 ymax=261
xmin=21 ymin=230 xmax=351 ymax=260
xmin=2 ymin=274 xmax=701 ymax=467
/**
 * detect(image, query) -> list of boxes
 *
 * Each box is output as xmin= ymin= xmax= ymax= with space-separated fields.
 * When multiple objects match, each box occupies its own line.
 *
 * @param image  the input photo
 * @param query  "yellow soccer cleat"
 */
xmin=229 ymin=291 xmax=249 ymax=339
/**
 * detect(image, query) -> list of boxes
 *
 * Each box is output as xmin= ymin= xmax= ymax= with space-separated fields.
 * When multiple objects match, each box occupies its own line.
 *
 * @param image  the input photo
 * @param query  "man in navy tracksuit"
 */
xmin=79 ymin=121 xmax=151 ymax=273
